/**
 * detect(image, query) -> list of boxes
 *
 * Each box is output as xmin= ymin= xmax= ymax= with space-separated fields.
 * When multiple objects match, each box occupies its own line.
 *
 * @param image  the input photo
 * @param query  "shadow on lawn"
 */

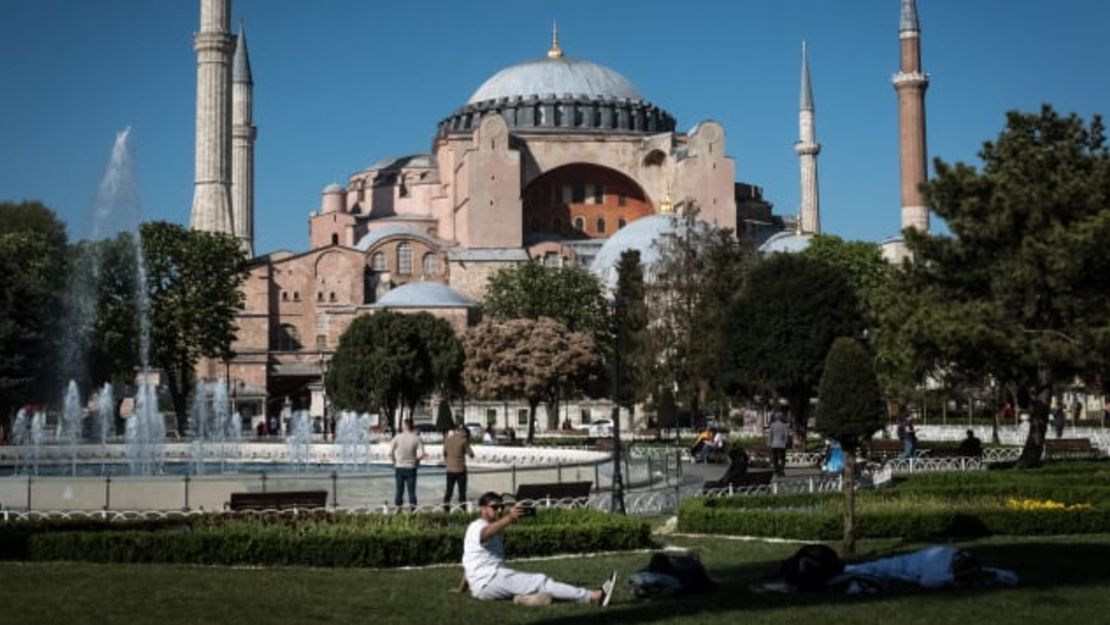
xmin=527 ymin=540 xmax=1110 ymax=625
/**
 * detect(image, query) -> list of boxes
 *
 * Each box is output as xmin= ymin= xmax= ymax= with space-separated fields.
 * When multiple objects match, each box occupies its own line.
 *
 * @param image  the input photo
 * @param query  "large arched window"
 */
xmin=573 ymin=216 xmax=585 ymax=231
xmin=422 ymin=253 xmax=437 ymax=277
xmin=596 ymin=217 xmax=606 ymax=234
xmin=371 ymin=252 xmax=386 ymax=271
xmin=396 ymin=242 xmax=413 ymax=275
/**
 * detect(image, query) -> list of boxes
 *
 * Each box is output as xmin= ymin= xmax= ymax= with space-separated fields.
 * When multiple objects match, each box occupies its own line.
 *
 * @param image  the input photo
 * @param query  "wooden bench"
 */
xmin=506 ymin=481 xmax=593 ymax=507
xmin=228 ymin=490 xmax=328 ymax=511
xmin=1044 ymin=438 xmax=1099 ymax=460
xmin=703 ymin=470 xmax=774 ymax=493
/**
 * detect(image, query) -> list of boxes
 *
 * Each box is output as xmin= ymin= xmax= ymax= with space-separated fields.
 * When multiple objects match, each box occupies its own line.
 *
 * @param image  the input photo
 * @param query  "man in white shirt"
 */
xmin=462 ymin=492 xmax=618 ymax=606
xmin=768 ymin=414 xmax=791 ymax=476
xmin=389 ymin=419 xmax=425 ymax=510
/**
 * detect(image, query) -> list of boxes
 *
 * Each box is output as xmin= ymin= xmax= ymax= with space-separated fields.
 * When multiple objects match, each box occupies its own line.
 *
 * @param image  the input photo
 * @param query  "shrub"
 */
xmin=2 ymin=508 xmax=652 ymax=568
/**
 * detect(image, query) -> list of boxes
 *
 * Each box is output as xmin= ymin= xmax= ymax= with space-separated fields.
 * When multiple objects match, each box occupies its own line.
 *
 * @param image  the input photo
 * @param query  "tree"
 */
xmin=647 ymin=210 xmax=753 ymax=421
xmin=905 ymin=106 xmax=1110 ymax=466
xmin=612 ymin=249 xmax=651 ymax=414
xmin=0 ymin=201 xmax=68 ymax=420
xmin=802 ymin=235 xmax=926 ymax=409
xmin=410 ymin=312 xmax=464 ymax=400
xmin=815 ymin=337 xmax=885 ymax=557
xmin=141 ymin=222 xmax=248 ymax=433
xmin=87 ymin=234 xmax=142 ymax=388
xmin=728 ymin=253 xmax=863 ymax=445
xmin=483 ymin=262 xmax=608 ymax=339
xmin=435 ymin=398 xmax=454 ymax=433
xmin=462 ymin=318 xmax=597 ymax=443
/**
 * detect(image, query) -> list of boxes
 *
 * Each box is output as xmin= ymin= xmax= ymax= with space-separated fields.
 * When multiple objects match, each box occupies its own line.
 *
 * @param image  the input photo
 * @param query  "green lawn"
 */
xmin=4 ymin=533 xmax=1110 ymax=625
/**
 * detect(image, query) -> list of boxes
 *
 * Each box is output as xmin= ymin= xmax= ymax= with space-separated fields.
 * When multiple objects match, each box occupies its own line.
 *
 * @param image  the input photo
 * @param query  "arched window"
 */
xmin=330 ymin=233 xmax=339 ymax=245
xmin=422 ymin=253 xmax=437 ymax=277
xmin=618 ymin=217 xmax=627 ymax=230
xmin=371 ymin=252 xmax=386 ymax=271
xmin=596 ymin=217 xmax=606 ymax=234
xmin=396 ymin=242 xmax=413 ymax=275
xmin=573 ymin=216 xmax=585 ymax=231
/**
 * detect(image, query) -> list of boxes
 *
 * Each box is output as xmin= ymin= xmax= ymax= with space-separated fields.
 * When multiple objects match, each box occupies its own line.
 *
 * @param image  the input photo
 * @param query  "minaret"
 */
xmin=893 ymin=0 xmax=929 ymax=233
xmin=231 ymin=22 xmax=256 ymax=257
xmin=189 ymin=0 xmax=234 ymax=236
xmin=794 ymin=41 xmax=821 ymax=234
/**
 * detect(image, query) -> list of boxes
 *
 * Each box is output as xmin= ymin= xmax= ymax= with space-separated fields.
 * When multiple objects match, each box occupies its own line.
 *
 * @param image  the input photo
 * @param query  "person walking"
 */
xmin=768 ymin=414 xmax=790 ymax=476
xmin=390 ymin=418 xmax=426 ymax=510
xmin=462 ymin=491 xmax=617 ymax=605
xmin=897 ymin=415 xmax=917 ymax=459
xmin=443 ymin=422 xmax=475 ymax=508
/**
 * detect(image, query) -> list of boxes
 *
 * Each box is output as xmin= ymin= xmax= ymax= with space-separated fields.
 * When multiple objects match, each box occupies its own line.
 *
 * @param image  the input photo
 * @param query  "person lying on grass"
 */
xmin=461 ymin=491 xmax=617 ymax=606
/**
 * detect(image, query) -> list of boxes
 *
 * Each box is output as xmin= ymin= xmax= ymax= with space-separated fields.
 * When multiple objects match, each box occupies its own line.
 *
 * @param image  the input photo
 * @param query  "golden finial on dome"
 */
xmin=658 ymin=174 xmax=674 ymax=213
xmin=548 ymin=21 xmax=563 ymax=58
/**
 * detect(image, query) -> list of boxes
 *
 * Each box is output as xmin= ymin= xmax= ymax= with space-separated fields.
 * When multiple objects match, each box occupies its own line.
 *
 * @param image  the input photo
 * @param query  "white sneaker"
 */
xmin=601 ymin=570 xmax=618 ymax=607
xmin=513 ymin=593 xmax=553 ymax=606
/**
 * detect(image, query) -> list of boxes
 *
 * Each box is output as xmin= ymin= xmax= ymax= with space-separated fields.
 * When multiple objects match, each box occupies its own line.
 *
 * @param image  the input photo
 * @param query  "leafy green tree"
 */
xmin=815 ymin=337 xmax=885 ymax=557
xmin=647 ymin=210 xmax=752 ymax=421
xmin=462 ymin=318 xmax=597 ymax=443
xmin=613 ymin=250 xmax=651 ymax=421
xmin=905 ymin=106 xmax=1110 ymax=466
xmin=0 ymin=201 xmax=68 ymax=419
xmin=141 ymin=222 xmax=248 ymax=433
xmin=328 ymin=312 xmax=420 ymax=433
xmin=728 ymin=253 xmax=863 ymax=444
xmin=87 ymin=234 xmax=142 ymax=388
xmin=483 ymin=262 xmax=608 ymax=339
xmin=802 ymin=235 xmax=925 ymax=408
xmin=410 ymin=312 xmax=464 ymax=400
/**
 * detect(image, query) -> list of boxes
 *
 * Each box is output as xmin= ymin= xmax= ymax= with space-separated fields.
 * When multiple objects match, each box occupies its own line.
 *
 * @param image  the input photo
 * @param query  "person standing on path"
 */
xmin=768 ymin=414 xmax=790 ymax=476
xmin=390 ymin=418 xmax=426 ymax=510
xmin=443 ymin=422 xmax=475 ymax=507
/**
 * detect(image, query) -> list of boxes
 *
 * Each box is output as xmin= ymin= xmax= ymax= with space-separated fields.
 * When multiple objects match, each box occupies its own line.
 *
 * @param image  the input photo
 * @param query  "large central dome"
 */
xmin=468 ymin=57 xmax=643 ymax=104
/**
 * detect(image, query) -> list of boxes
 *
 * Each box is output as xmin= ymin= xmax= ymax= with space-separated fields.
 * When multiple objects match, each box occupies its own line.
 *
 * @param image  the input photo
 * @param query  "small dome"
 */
xmin=759 ymin=231 xmax=814 ymax=254
xmin=322 ymin=183 xmax=346 ymax=194
xmin=374 ymin=282 xmax=474 ymax=308
xmin=468 ymin=57 xmax=643 ymax=104
xmin=589 ymin=214 xmax=710 ymax=287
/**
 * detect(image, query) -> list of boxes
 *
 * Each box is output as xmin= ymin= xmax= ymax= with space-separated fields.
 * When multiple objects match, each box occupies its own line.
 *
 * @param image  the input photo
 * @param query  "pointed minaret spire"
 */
xmin=231 ymin=20 xmax=257 ymax=257
xmin=799 ymin=40 xmax=814 ymax=112
xmin=894 ymin=0 xmax=930 ymax=233
xmin=547 ymin=21 xmax=563 ymax=58
xmin=232 ymin=22 xmax=252 ymax=85
xmin=900 ymin=0 xmax=920 ymax=34
xmin=794 ymin=40 xmax=821 ymax=235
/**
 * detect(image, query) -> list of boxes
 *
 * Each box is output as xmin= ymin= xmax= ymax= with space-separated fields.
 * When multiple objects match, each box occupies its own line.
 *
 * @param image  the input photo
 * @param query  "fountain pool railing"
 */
xmin=0 ymin=444 xmax=680 ymax=512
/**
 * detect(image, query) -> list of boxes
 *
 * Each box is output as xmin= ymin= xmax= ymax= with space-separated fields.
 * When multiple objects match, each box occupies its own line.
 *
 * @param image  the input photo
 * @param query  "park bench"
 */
xmin=227 ymin=490 xmax=328 ymax=511
xmin=1044 ymin=438 xmax=1099 ymax=460
xmin=702 ymin=470 xmax=774 ymax=493
xmin=505 ymin=481 xmax=593 ymax=507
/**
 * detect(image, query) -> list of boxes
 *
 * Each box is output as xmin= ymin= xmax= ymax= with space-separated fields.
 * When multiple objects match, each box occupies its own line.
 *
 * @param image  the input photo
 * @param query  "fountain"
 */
xmin=30 ymin=410 xmax=45 ymax=476
xmin=336 ymin=410 xmax=372 ymax=470
xmin=286 ymin=410 xmax=313 ymax=470
xmin=189 ymin=383 xmax=212 ymax=474
xmin=61 ymin=380 xmax=84 ymax=476
xmin=95 ymin=382 xmax=115 ymax=444
xmin=11 ymin=409 xmax=29 ymax=473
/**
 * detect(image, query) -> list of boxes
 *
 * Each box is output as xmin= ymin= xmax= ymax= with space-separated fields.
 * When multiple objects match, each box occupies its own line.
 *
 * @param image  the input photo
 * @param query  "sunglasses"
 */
xmin=486 ymin=503 xmax=504 ymax=511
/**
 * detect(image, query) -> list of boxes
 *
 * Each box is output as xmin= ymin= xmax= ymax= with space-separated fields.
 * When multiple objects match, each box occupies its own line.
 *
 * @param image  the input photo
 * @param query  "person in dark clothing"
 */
xmin=1052 ymin=402 xmax=1066 ymax=438
xmin=705 ymin=448 xmax=750 ymax=488
xmin=956 ymin=430 xmax=983 ymax=458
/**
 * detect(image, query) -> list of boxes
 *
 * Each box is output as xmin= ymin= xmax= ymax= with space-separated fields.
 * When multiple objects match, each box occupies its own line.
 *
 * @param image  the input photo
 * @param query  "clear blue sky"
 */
xmin=1 ymin=0 xmax=1107 ymax=253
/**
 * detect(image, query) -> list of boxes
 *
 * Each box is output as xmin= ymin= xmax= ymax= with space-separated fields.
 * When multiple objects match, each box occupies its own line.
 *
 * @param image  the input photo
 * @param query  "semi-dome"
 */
xmin=589 ymin=214 xmax=710 ymax=287
xmin=354 ymin=224 xmax=439 ymax=251
xmin=468 ymin=57 xmax=643 ymax=104
xmin=759 ymin=231 xmax=814 ymax=255
xmin=373 ymin=282 xmax=474 ymax=308
xmin=366 ymin=154 xmax=437 ymax=171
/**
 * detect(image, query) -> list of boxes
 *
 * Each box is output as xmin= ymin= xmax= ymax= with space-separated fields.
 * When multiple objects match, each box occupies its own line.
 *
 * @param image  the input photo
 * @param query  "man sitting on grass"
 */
xmin=461 ymin=491 xmax=617 ymax=606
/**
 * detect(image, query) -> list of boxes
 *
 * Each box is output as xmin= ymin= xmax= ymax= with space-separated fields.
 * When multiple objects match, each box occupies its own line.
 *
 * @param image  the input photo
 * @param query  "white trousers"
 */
xmin=472 ymin=567 xmax=592 ymax=603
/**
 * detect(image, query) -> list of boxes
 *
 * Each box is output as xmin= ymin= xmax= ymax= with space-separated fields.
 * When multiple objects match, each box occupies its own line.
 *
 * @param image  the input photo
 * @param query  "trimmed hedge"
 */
xmin=678 ymin=461 xmax=1110 ymax=540
xmin=678 ymin=496 xmax=1110 ymax=540
xmin=1 ymin=509 xmax=652 ymax=568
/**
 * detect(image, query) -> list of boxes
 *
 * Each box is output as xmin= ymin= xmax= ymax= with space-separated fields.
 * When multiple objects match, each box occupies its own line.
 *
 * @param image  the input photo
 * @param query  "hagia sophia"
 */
xmin=188 ymin=0 xmax=930 ymax=429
